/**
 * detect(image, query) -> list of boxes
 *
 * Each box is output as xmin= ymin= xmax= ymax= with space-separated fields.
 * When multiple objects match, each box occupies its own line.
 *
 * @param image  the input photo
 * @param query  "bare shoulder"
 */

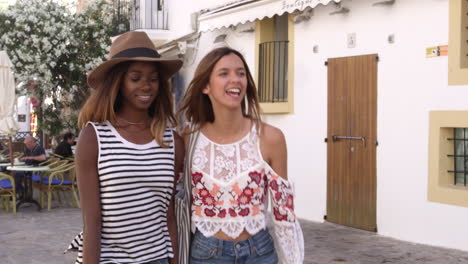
xmin=76 ymin=124 xmax=98 ymax=160
xmin=259 ymin=122 xmax=288 ymax=179
xmin=259 ymin=122 xmax=286 ymax=146
xmin=78 ymin=124 xmax=97 ymax=142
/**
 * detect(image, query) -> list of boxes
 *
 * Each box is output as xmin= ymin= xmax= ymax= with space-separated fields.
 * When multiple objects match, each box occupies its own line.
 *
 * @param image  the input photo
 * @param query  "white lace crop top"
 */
xmin=191 ymin=126 xmax=304 ymax=263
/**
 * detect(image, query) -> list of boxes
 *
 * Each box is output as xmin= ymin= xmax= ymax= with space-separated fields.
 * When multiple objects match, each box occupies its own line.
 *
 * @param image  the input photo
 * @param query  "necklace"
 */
xmin=117 ymin=117 xmax=147 ymax=125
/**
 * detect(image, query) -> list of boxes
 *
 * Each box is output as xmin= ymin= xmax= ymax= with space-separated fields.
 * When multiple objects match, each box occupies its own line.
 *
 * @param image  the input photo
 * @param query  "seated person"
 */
xmin=15 ymin=136 xmax=46 ymax=196
xmin=21 ymin=136 xmax=46 ymax=165
xmin=54 ymin=132 xmax=74 ymax=159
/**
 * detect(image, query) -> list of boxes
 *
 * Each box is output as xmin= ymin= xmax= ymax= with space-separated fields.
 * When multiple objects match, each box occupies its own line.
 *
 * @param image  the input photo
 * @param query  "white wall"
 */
xmin=168 ymin=0 xmax=238 ymax=40
xmin=175 ymin=0 xmax=468 ymax=252
xmin=265 ymin=0 xmax=468 ymax=252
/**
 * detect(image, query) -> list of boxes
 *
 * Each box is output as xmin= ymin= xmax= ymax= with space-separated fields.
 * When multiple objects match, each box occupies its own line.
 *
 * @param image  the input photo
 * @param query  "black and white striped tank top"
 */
xmin=69 ymin=121 xmax=175 ymax=264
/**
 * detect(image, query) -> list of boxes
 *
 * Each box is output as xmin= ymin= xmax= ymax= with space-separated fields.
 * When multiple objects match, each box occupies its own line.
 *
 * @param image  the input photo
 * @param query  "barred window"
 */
xmin=448 ymin=128 xmax=468 ymax=186
xmin=428 ymin=112 xmax=468 ymax=207
xmin=258 ymin=40 xmax=288 ymax=103
xmin=258 ymin=14 xmax=289 ymax=103
xmin=112 ymin=0 xmax=168 ymax=32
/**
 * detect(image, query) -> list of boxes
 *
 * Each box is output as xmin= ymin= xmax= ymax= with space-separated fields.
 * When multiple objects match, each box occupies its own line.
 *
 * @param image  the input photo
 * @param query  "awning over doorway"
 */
xmin=198 ymin=0 xmax=341 ymax=32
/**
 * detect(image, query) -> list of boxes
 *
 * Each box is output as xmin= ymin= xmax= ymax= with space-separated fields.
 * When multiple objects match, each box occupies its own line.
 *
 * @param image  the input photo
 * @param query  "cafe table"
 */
xmin=6 ymin=165 xmax=50 ymax=211
xmin=0 ymin=161 xmax=25 ymax=167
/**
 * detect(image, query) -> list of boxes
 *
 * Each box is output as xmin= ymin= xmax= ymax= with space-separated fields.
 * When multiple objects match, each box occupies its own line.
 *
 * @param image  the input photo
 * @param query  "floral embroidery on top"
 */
xmin=268 ymin=171 xmax=295 ymax=222
xmin=192 ymin=171 xmax=267 ymax=221
xmin=190 ymin=125 xmax=304 ymax=263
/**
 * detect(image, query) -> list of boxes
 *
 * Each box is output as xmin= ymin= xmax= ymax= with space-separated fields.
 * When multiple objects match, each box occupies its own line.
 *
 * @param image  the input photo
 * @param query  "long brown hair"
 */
xmin=178 ymin=47 xmax=261 ymax=132
xmin=78 ymin=61 xmax=176 ymax=147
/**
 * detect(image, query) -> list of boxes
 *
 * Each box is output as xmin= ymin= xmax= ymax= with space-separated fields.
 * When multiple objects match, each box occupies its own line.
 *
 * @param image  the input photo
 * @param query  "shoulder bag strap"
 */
xmin=183 ymin=126 xmax=199 ymax=214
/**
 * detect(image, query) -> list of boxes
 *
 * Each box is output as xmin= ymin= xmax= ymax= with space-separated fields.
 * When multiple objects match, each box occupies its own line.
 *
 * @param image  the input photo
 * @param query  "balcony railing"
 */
xmin=113 ymin=0 xmax=168 ymax=35
xmin=258 ymin=40 xmax=289 ymax=103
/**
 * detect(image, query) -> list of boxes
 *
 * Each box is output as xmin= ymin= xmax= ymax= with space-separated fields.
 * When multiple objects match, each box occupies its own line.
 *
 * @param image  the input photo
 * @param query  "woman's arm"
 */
xmin=259 ymin=123 xmax=288 ymax=180
xmin=167 ymin=132 xmax=185 ymax=264
xmin=260 ymin=123 xmax=304 ymax=263
xmin=76 ymin=124 xmax=101 ymax=264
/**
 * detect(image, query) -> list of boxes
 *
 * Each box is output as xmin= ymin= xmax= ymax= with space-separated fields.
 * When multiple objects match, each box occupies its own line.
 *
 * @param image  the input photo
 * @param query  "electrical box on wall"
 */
xmin=426 ymin=45 xmax=448 ymax=58
xmin=347 ymin=33 xmax=356 ymax=48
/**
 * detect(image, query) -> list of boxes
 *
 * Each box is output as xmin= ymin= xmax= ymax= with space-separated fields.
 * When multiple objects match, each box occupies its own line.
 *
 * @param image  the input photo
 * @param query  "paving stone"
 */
xmin=1 ymin=207 xmax=468 ymax=263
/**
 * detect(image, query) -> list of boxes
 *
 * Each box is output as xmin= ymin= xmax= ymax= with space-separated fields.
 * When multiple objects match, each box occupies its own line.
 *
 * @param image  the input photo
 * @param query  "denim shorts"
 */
xmin=144 ymin=258 xmax=168 ymax=264
xmin=190 ymin=228 xmax=278 ymax=264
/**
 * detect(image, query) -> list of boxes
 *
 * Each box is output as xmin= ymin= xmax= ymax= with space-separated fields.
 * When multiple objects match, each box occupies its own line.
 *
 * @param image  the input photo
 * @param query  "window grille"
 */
xmin=448 ymin=128 xmax=468 ymax=186
xmin=0 ymin=132 xmax=33 ymax=142
xmin=112 ymin=0 xmax=132 ymax=35
xmin=113 ymin=0 xmax=168 ymax=33
xmin=258 ymin=40 xmax=289 ymax=103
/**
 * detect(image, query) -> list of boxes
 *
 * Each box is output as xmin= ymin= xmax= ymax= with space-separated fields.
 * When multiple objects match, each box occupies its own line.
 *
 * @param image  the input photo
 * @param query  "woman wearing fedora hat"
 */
xmin=178 ymin=47 xmax=304 ymax=264
xmin=68 ymin=31 xmax=184 ymax=264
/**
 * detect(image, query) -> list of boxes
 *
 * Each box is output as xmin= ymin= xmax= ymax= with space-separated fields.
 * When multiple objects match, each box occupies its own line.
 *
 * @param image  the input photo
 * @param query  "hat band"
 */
xmin=112 ymin=48 xmax=161 ymax=59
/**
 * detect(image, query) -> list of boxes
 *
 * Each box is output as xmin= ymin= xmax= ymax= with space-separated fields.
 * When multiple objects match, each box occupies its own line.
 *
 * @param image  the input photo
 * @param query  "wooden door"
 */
xmin=326 ymin=54 xmax=377 ymax=232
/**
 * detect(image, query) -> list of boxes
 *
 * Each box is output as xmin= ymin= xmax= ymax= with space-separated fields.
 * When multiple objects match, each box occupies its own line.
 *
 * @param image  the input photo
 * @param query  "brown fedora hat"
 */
xmin=87 ymin=31 xmax=183 ymax=90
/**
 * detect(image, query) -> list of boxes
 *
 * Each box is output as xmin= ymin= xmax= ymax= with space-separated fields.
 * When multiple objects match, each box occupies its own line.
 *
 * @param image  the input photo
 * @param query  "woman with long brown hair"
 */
xmin=68 ymin=31 xmax=184 ymax=264
xmin=179 ymin=47 xmax=304 ymax=264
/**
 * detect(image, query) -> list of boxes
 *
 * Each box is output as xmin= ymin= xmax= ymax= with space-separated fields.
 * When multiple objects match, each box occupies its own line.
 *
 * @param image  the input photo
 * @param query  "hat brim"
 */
xmin=87 ymin=57 xmax=183 ymax=90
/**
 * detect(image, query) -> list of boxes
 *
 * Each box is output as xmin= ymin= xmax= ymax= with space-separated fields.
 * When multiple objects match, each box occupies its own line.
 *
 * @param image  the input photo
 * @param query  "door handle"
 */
xmin=332 ymin=135 xmax=366 ymax=147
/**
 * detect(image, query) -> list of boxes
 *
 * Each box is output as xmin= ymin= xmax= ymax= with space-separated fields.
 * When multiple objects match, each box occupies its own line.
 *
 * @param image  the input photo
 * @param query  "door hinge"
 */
xmin=325 ymin=61 xmax=328 ymax=66
xmin=324 ymin=137 xmax=328 ymax=143
xmin=375 ymin=140 xmax=379 ymax=146
xmin=376 ymin=55 xmax=379 ymax=62
xmin=324 ymin=215 xmax=327 ymax=220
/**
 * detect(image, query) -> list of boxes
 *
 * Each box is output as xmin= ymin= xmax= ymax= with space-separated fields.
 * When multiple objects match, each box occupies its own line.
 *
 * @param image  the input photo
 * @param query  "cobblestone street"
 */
xmin=0 ymin=207 xmax=467 ymax=264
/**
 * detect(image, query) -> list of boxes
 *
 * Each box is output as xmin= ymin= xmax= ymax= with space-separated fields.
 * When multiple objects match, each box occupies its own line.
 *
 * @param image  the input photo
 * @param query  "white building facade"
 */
xmin=151 ymin=0 xmax=468 ymax=252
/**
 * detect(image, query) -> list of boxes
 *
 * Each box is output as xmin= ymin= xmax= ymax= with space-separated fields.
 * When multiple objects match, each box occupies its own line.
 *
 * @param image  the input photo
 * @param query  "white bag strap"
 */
xmin=183 ymin=126 xmax=199 ymax=210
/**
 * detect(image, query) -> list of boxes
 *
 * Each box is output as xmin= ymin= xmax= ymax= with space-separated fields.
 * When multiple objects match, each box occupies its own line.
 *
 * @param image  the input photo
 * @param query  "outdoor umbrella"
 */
xmin=0 ymin=50 xmax=20 ymax=165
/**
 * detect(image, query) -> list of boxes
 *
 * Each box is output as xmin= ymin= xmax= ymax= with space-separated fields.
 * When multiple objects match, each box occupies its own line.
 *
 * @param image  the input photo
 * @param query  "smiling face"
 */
xmin=121 ymin=61 xmax=160 ymax=111
xmin=203 ymin=53 xmax=247 ymax=111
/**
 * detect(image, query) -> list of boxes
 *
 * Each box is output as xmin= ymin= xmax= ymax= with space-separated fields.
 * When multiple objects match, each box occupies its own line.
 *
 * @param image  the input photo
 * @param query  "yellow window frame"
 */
xmin=428 ymin=111 xmax=468 ymax=207
xmin=448 ymin=0 xmax=468 ymax=85
xmin=255 ymin=14 xmax=294 ymax=114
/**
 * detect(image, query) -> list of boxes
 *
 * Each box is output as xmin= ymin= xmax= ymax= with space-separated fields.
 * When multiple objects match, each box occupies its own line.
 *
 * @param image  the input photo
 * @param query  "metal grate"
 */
xmin=112 ymin=0 xmax=132 ymax=35
xmin=0 ymin=132 xmax=33 ymax=142
xmin=258 ymin=40 xmax=289 ymax=103
xmin=447 ymin=128 xmax=468 ymax=186
xmin=113 ymin=0 xmax=168 ymax=34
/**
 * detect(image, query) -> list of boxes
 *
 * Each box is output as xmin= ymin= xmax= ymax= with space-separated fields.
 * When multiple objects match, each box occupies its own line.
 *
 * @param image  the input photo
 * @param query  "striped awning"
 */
xmin=198 ymin=0 xmax=341 ymax=32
